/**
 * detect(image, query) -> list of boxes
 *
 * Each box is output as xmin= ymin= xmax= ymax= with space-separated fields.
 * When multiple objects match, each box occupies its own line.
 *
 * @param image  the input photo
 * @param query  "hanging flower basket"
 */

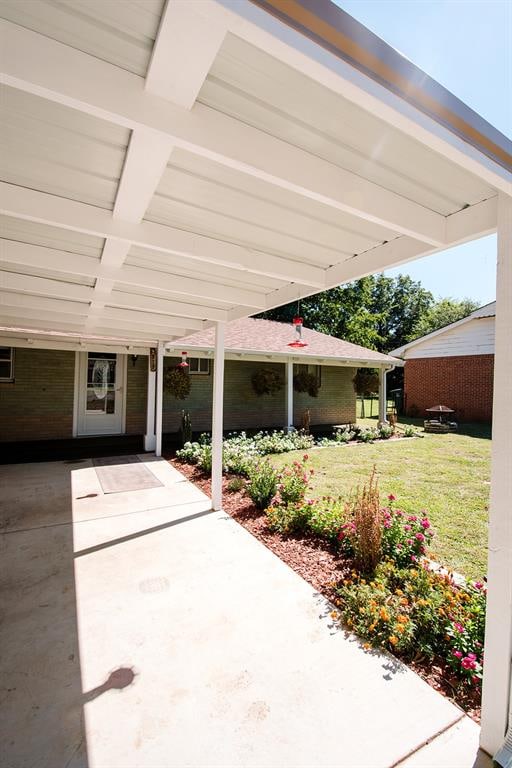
xmin=164 ymin=366 xmax=191 ymax=400
xmin=293 ymin=370 xmax=319 ymax=397
xmin=251 ymin=368 xmax=284 ymax=397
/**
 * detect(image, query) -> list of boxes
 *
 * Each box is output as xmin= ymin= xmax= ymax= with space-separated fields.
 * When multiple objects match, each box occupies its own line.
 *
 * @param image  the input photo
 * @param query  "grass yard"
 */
xmin=270 ymin=424 xmax=491 ymax=581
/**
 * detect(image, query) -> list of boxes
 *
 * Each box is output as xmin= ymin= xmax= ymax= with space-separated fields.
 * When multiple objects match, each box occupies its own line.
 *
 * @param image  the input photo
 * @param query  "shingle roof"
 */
xmin=176 ymin=318 xmax=400 ymax=365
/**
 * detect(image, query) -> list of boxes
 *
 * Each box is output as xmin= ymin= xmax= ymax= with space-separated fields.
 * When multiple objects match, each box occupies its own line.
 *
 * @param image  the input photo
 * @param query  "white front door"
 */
xmin=77 ymin=352 xmax=126 ymax=436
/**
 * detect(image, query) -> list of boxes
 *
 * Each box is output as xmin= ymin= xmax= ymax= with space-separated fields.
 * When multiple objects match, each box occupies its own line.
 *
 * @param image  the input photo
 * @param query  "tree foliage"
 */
xmin=408 ymin=298 xmax=479 ymax=340
xmin=260 ymin=274 xmax=435 ymax=352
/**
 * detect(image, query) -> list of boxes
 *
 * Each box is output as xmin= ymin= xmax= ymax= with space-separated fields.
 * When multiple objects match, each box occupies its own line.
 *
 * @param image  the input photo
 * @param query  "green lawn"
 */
xmin=271 ymin=422 xmax=491 ymax=581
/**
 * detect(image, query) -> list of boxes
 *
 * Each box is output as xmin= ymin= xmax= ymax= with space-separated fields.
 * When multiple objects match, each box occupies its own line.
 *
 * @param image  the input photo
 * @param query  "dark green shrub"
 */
xmin=247 ymin=461 xmax=278 ymax=509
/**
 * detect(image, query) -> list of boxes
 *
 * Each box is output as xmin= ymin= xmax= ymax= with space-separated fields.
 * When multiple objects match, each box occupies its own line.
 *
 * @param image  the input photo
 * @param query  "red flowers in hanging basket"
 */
xmin=288 ymin=316 xmax=308 ymax=348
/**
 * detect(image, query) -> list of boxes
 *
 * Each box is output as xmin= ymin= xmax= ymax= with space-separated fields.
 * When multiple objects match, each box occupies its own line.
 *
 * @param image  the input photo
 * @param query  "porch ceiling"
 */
xmin=0 ymin=0 xmax=510 ymax=349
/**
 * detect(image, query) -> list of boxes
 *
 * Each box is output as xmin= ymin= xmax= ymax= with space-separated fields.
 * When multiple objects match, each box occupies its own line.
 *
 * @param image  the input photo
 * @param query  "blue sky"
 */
xmin=336 ymin=0 xmax=512 ymax=305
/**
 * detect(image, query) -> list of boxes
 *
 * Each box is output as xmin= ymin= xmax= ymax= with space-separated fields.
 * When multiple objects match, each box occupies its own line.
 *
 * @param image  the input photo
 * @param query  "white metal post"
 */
xmin=143 ymin=353 xmax=157 ymax=451
xmin=211 ymin=322 xmax=225 ymax=511
xmin=286 ymin=360 xmax=294 ymax=430
xmin=480 ymin=192 xmax=512 ymax=757
xmin=378 ymin=367 xmax=388 ymax=424
xmin=155 ymin=342 xmax=164 ymax=458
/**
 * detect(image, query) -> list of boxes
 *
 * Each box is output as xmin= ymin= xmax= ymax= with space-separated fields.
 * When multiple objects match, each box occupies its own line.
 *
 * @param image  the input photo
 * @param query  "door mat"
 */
xmin=93 ymin=455 xmax=163 ymax=494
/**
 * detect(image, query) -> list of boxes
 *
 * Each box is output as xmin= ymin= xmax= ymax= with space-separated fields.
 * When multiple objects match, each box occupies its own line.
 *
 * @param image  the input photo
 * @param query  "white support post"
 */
xmin=155 ymin=342 xmax=164 ymax=458
xmin=286 ymin=360 xmax=294 ymax=431
xmin=211 ymin=322 xmax=225 ymax=511
xmin=480 ymin=192 xmax=512 ymax=757
xmin=378 ymin=367 xmax=388 ymax=424
xmin=143 ymin=353 xmax=156 ymax=451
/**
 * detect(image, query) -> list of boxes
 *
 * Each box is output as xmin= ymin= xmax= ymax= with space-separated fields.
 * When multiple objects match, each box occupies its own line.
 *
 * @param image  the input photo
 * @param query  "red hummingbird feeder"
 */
xmin=288 ymin=316 xmax=308 ymax=348
xmin=178 ymin=351 xmax=189 ymax=368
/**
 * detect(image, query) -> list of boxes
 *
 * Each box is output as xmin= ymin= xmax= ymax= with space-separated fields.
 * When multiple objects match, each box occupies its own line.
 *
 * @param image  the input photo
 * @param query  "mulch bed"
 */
xmin=170 ymin=457 xmax=481 ymax=722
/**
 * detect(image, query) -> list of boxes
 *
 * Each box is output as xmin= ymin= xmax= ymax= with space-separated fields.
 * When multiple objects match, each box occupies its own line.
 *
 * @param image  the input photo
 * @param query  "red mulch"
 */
xmin=170 ymin=457 xmax=481 ymax=722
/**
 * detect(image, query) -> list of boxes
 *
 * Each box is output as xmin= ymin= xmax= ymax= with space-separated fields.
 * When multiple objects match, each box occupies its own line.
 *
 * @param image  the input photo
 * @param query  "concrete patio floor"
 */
xmin=0 ymin=456 xmax=491 ymax=768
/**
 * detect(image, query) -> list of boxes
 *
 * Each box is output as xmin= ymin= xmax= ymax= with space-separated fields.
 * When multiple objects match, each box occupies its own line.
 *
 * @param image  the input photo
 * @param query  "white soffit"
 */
xmin=198 ymin=33 xmax=496 ymax=217
xmin=0 ymin=0 xmax=165 ymax=77
xmin=0 ymin=0 xmax=508 ymax=346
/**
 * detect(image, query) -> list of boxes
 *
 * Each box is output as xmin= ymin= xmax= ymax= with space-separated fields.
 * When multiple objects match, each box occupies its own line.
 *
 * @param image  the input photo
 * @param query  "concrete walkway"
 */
xmin=0 ymin=456 xmax=490 ymax=768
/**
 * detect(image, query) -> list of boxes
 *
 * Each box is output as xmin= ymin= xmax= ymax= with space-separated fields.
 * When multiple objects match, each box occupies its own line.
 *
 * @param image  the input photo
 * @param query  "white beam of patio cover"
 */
xmin=480 ymin=193 xmax=512 ymax=757
xmin=211 ymin=321 xmax=226 ymax=511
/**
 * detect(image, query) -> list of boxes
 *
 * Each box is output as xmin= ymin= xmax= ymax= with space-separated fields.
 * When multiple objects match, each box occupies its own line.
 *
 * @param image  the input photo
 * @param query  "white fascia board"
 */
xmin=0 ymin=20 xmax=448 ymax=246
xmin=0 ymin=333 xmax=152 ymax=355
xmin=212 ymin=0 xmax=512 ymax=193
xmin=164 ymin=345 xmax=403 ymax=367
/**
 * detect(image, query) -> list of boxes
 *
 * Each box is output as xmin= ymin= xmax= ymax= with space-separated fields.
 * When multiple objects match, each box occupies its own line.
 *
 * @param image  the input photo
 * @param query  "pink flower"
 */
xmin=452 ymin=650 xmax=463 ymax=659
xmin=383 ymin=520 xmax=391 ymax=529
xmin=461 ymin=657 xmax=477 ymax=671
xmin=453 ymin=622 xmax=464 ymax=633
xmin=388 ymin=494 xmax=396 ymax=501
xmin=410 ymin=555 xmax=417 ymax=562
xmin=408 ymin=515 xmax=417 ymax=522
xmin=415 ymin=532 xmax=425 ymax=542
xmin=421 ymin=518 xmax=430 ymax=529
xmin=474 ymin=581 xmax=484 ymax=590
xmin=406 ymin=538 xmax=413 ymax=546
xmin=467 ymin=653 xmax=477 ymax=661
xmin=404 ymin=524 xmax=411 ymax=532
xmin=303 ymin=454 xmax=309 ymax=461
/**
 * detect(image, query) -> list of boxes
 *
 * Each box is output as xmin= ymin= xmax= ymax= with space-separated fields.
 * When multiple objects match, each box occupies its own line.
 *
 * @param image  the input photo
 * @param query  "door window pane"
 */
xmin=86 ymin=353 xmax=117 ymax=413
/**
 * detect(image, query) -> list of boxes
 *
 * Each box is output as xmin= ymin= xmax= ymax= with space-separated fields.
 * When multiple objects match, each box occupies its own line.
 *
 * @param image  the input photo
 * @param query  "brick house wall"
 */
xmin=0 ymin=350 xmax=357 ymax=442
xmin=163 ymin=358 xmax=357 ymax=433
xmin=0 ymin=348 xmax=75 ymax=441
xmin=404 ymin=354 xmax=494 ymax=422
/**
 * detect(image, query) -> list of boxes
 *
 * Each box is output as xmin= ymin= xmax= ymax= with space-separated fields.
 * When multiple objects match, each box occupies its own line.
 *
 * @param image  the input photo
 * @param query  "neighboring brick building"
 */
xmin=1 ymin=318 xmax=400 ymax=446
xmin=390 ymin=303 xmax=495 ymax=423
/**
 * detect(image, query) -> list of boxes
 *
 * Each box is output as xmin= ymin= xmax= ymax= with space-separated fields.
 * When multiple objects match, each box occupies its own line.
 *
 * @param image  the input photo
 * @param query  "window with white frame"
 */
xmin=188 ymin=357 xmax=210 ymax=375
xmin=0 ymin=347 xmax=14 ymax=381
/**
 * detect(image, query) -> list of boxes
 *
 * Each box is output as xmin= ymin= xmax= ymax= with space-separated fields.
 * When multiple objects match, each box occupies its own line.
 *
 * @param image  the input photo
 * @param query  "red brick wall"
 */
xmin=404 ymin=355 xmax=494 ymax=422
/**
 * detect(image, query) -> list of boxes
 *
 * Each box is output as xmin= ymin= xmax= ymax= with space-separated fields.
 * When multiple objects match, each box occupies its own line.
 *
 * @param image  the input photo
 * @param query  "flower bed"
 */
xmin=171 ymin=455 xmax=485 ymax=721
xmin=176 ymin=425 xmax=419 ymax=477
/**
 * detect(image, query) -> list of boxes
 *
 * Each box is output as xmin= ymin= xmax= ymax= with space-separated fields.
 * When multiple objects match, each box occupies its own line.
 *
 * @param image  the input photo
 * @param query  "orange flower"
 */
xmin=389 ymin=635 xmax=398 ymax=646
xmin=400 ymin=598 xmax=409 ymax=606
xmin=397 ymin=615 xmax=409 ymax=624
xmin=395 ymin=625 xmax=405 ymax=634
xmin=380 ymin=608 xmax=390 ymax=622
xmin=363 ymin=642 xmax=372 ymax=650
xmin=369 ymin=623 xmax=376 ymax=632
xmin=330 ymin=611 xmax=338 ymax=620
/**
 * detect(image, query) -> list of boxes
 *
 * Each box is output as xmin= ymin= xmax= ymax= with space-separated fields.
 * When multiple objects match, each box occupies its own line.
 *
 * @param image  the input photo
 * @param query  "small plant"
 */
xmin=247 ymin=460 xmax=278 ymax=509
xmin=197 ymin=444 xmax=212 ymax=474
xmin=164 ymin=366 xmax=191 ymax=400
xmin=266 ymin=502 xmax=313 ymax=535
xmin=293 ymin=371 xmax=319 ymax=397
xmin=378 ymin=424 xmax=394 ymax=440
xmin=340 ymin=468 xmax=382 ymax=573
xmin=277 ymin=454 xmax=312 ymax=505
xmin=227 ymin=476 xmax=245 ymax=493
xmin=251 ymin=368 xmax=284 ymax=397
xmin=381 ymin=496 xmax=434 ymax=567
xmin=402 ymin=425 xmax=417 ymax=438
xmin=357 ymin=426 xmax=380 ymax=443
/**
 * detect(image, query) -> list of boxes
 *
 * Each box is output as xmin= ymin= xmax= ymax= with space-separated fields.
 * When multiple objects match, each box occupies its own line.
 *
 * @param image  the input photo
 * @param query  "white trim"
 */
xmin=164 ymin=347 xmax=402 ymax=368
xmin=480 ymin=193 xmax=512 ymax=756
xmin=155 ymin=342 xmax=164 ymax=457
xmin=286 ymin=359 xmax=293 ymax=430
xmin=144 ymin=354 xmax=157 ymax=452
xmin=211 ymin=321 xmax=225 ymax=511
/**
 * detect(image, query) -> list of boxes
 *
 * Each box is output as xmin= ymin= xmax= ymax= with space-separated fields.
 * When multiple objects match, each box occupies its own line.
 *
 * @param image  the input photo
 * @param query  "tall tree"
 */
xmin=260 ymin=274 xmax=434 ymax=353
xmin=408 ymin=297 xmax=479 ymax=340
